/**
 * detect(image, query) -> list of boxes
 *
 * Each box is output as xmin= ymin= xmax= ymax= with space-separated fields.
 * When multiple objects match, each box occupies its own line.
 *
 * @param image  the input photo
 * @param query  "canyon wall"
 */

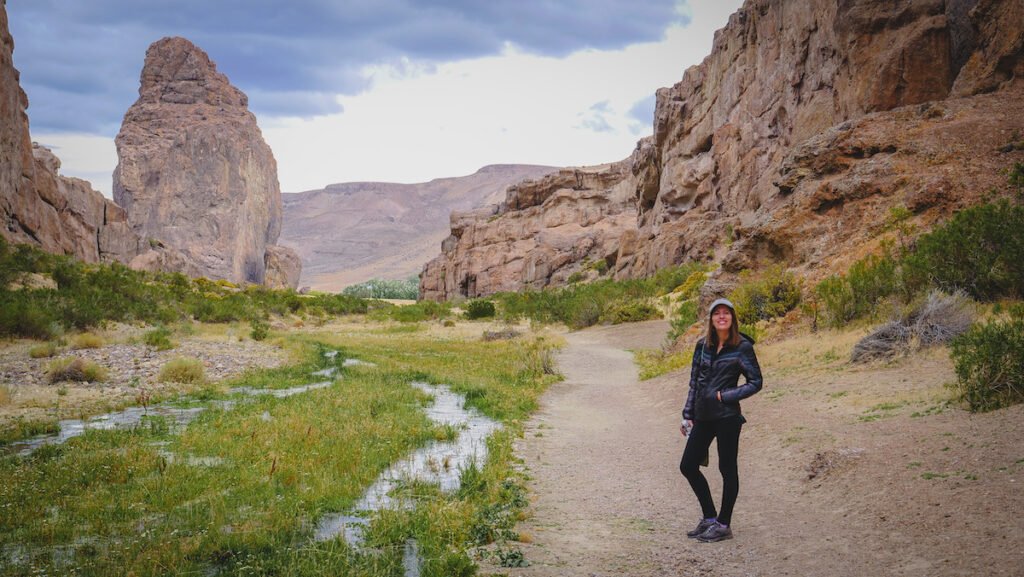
xmin=0 ymin=1 xmax=141 ymax=265
xmin=113 ymin=36 xmax=298 ymax=287
xmin=421 ymin=0 xmax=1024 ymax=300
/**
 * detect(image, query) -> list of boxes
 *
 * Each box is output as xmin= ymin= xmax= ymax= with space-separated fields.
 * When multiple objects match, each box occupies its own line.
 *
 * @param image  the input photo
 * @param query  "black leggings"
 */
xmin=679 ymin=416 xmax=743 ymax=526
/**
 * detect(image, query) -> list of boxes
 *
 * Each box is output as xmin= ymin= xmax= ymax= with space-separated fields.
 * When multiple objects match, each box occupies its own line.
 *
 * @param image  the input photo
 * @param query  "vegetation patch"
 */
xmin=633 ymin=348 xmax=690 ymax=380
xmin=851 ymin=291 xmax=974 ymax=363
xmin=69 ymin=332 xmax=104 ymax=350
xmin=728 ymin=266 xmax=802 ymax=324
xmin=341 ymin=276 xmax=419 ymax=299
xmin=28 ymin=341 xmax=59 ymax=358
xmin=45 ymin=357 xmax=108 ymax=383
xmin=464 ymin=299 xmax=496 ymax=320
xmin=950 ymin=304 xmax=1024 ymax=412
xmin=158 ymin=357 xmax=207 ymax=384
xmin=143 ymin=325 xmax=176 ymax=350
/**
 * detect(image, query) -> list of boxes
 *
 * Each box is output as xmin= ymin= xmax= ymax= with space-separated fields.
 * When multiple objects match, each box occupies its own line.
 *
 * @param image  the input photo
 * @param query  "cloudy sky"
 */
xmin=8 ymin=0 xmax=742 ymax=195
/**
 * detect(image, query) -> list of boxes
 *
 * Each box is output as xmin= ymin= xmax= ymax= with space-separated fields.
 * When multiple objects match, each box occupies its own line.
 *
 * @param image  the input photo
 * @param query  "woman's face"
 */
xmin=712 ymin=305 xmax=733 ymax=332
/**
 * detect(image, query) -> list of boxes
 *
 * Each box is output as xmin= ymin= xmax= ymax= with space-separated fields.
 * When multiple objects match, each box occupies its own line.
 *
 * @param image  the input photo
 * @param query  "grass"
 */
xmin=28 ymin=341 xmax=59 ymax=358
xmin=632 ymin=348 xmax=690 ymax=380
xmin=45 ymin=357 xmax=108 ymax=383
xmin=158 ymin=357 xmax=206 ymax=384
xmin=0 ymin=324 xmax=561 ymax=576
xmin=69 ymin=332 xmax=104 ymax=350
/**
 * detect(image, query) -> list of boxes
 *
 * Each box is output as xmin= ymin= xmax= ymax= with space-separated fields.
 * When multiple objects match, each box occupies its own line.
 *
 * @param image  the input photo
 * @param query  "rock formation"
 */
xmin=1 ymin=2 xmax=142 ymax=264
xmin=280 ymin=164 xmax=557 ymax=291
xmin=420 ymin=161 xmax=637 ymax=300
xmin=421 ymin=0 xmax=1024 ymax=300
xmin=113 ymin=36 xmax=297 ymax=287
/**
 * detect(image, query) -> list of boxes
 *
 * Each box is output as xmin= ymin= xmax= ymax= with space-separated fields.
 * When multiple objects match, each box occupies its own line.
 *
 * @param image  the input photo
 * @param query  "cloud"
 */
xmin=576 ymin=100 xmax=615 ymax=133
xmin=627 ymin=94 xmax=656 ymax=135
xmin=7 ymin=0 xmax=685 ymax=134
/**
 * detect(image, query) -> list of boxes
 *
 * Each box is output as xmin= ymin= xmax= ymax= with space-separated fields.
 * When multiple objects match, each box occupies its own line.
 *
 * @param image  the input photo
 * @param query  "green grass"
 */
xmin=0 ymin=328 xmax=561 ymax=576
xmin=632 ymin=349 xmax=690 ymax=380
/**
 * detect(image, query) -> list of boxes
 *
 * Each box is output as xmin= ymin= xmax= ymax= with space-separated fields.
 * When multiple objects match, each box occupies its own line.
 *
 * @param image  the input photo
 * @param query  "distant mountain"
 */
xmin=279 ymin=164 xmax=558 ymax=291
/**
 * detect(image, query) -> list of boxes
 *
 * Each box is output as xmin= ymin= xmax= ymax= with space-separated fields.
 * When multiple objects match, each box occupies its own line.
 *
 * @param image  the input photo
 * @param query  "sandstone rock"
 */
xmin=420 ymin=161 xmax=638 ymax=300
xmin=129 ymin=246 xmax=202 ymax=278
xmin=113 ymin=36 xmax=289 ymax=286
xmin=263 ymin=244 xmax=301 ymax=290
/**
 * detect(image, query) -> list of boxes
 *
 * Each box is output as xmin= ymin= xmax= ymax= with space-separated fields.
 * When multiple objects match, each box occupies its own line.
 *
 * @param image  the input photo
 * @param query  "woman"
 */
xmin=680 ymin=298 xmax=763 ymax=542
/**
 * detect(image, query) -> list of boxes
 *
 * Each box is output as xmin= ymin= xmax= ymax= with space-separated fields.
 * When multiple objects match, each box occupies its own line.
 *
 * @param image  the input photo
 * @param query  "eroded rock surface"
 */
xmin=420 ymin=160 xmax=638 ymax=300
xmin=114 ymin=36 xmax=290 ymax=286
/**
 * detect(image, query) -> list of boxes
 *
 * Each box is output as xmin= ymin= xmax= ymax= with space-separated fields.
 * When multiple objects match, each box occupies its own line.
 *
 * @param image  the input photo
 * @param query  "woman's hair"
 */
xmin=706 ymin=304 xmax=742 ymax=348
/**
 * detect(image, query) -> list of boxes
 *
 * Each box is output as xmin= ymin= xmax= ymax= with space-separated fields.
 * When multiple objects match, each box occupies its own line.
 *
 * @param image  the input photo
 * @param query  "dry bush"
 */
xmin=28 ymin=341 xmax=59 ymax=358
xmin=851 ymin=291 xmax=974 ymax=363
xmin=0 ymin=384 xmax=11 ymax=406
xmin=851 ymin=321 xmax=912 ymax=363
xmin=911 ymin=290 xmax=974 ymax=345
xmin=46 ymin=357 xmax=108 ymax=383
xmin=483 ymin=328 xmax=520 ymax=341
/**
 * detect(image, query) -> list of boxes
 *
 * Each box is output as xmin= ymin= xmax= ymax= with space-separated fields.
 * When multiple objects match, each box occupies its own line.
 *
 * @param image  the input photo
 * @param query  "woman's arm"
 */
xmin=682 ymin=341 xmax=702 ymax=420
xmin=720 ymin=340 xmax=763 ymax=403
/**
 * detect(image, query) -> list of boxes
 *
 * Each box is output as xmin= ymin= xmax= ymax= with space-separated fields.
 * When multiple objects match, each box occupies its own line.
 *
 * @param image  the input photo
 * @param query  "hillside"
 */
xmin=279 ymin=164 xmax=557 ymax=291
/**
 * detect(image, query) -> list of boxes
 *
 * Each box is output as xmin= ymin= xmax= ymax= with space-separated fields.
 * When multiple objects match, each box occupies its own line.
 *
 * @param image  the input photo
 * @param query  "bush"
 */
xmin=950 ymin=306 xmax=1024 ymax=412
xmin=29 ymin=341 xmax=59 ymax=358
xmin=903 ymin=200 xmax=1024 ymax=301
xmin=464 ymin=299 xmax=496 ymax=320
xmin=815 ymin=251 xmax=899 ymax=328
xmin=69 ymin=332 xmax=104 ymax=350
xmin=143 ymin=326 xmax=175 ymax=350
xmin=158 ymin=357 xmax=206 ymax=384
xmin=729 ymin=266 xmax=801 ymax=324
xmin=46 ymin=357 xmax=108 ymax=383
xmin=341 ymin=276 xmax=419 ymax=299
xmin=669 ymin=299 xmax=699 ymax=342
xmin=602 ymin=300 xmax=662 ymax=324
xmin=250 ymin=318 xmax=270 ymax=341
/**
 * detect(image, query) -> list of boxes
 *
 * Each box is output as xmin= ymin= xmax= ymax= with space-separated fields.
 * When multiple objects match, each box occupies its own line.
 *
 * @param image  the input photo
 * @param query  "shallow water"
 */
xmin=314 ymin=382 xmax=501 ymax=546
xmin=3 ymin=351 xmax=346 ymax=456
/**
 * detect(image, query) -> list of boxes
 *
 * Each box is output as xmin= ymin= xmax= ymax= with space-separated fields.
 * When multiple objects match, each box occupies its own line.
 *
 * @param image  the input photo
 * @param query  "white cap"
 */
xmin=708 ymin=298 xmax=736 ymax=318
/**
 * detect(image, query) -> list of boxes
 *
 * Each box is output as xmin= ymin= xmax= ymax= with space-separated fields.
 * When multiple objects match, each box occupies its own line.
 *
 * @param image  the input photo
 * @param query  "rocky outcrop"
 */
xmin=280 ymin=164 xmax=557 ymax=291
xmin=0 ymin=0 xmax=143 ymax=264
xmin=420 ymin=160 xmax=638 ymax=300
xmin=422 ymin=0 xmax=1024 ymax=299
xmin=113 ymin=36 xmax=291 ymax=286
xmin=263 ymin=244 xmax=302 ymax=290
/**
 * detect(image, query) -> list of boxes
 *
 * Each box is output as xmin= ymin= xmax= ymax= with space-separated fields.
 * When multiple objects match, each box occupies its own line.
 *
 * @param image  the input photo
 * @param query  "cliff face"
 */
xmin=280 ymin=164 xmax=558 ymax=291
xmin=1 ymin=1 xmax=141 ymax=264
xmin=113 ymin=37 xmax=296 ymax=287
xmin=420 ymin=160 xmax=638 ymax=299
xmin=422 ymin=0 xmax=1024 ymax=300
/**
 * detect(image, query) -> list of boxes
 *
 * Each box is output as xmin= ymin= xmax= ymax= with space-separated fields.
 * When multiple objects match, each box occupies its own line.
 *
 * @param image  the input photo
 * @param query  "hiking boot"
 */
xmin=696 ymin=521 xmax=733 ymax=543
xmin=686 ymin=518 xmax=717 ymax=538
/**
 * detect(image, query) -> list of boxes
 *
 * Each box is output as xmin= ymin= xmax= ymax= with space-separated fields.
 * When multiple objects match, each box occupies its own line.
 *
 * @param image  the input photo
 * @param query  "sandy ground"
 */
xmin=501 ymin=320 xmax=1024 ymax=576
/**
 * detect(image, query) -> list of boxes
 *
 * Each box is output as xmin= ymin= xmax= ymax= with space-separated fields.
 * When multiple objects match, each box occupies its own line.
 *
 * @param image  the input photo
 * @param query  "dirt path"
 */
xmin=505 ymin=321 xmax=1024 ymax=576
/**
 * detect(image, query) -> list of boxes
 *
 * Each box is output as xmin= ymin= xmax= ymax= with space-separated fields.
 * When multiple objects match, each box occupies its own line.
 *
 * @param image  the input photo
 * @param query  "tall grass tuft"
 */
xmin=157 ymin=357 xmax=206 ymax=384
xmin=69 ymin=332 xmax=104 ymax=350
xmin=46 ymin=357 xmax=108 ymax=383
xmin=28 ymin=341 xmax=59 ymax=358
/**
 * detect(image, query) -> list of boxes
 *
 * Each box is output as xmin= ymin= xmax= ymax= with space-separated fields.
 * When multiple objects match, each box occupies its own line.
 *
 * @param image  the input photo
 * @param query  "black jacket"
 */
xmin=682 ymin=334 xmax=763 ymax=421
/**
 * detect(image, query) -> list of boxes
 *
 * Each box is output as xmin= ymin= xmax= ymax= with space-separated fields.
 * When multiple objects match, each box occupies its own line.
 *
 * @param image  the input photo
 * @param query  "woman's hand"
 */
xmin=717 ymin=391 xmax=722 ymax=402
xmin=680 ymin=420 xmax=694 ymax=436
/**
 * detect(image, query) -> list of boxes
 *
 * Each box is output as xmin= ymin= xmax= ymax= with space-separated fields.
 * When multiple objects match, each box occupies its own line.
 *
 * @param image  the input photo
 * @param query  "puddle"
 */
xmin=314 ymin=381 xmax=500 ymax=575
xmin=4 ymin=351 xmax=347 ymax=456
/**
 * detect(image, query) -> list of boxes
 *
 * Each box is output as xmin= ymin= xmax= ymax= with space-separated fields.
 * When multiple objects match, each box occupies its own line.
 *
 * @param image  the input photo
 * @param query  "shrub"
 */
xmin=250 ymin=318 xmax=270 ymax=341
xmin=388 ymin=300 xmax=451 ymax=323
xmin=603 ymin=300 xmax=661 ymax=324
xmin=950 ymin=306 xmax=1024 ymax=412
xmin=46 ymin=357 xmax=108 ymax=383
xmin=669 ymin=299 xmax=700 ymax=342
xmin=341 ymin=276 xmax=419 ymax=299
xmin=69 ymin=332 xmax=104 ymax=350
xmin=903 ymin=200 xmax=1024 ymax=301
xmin=143 ymin=326 xmax=176 ymax=350
xmin=29 ymin=341 xmax=59 ymax=358
xmin=464 ymin=299 xmax=496 ymax=320
xmin=815 ymin=250 xmax=899 ymax=328
xmin=567 ymin=271 xmax=585 ymax=284
xmin=729 ymin=266 xmax=801 ymax=324
xmin=158 ymin=357 xmax=206 ymax=384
